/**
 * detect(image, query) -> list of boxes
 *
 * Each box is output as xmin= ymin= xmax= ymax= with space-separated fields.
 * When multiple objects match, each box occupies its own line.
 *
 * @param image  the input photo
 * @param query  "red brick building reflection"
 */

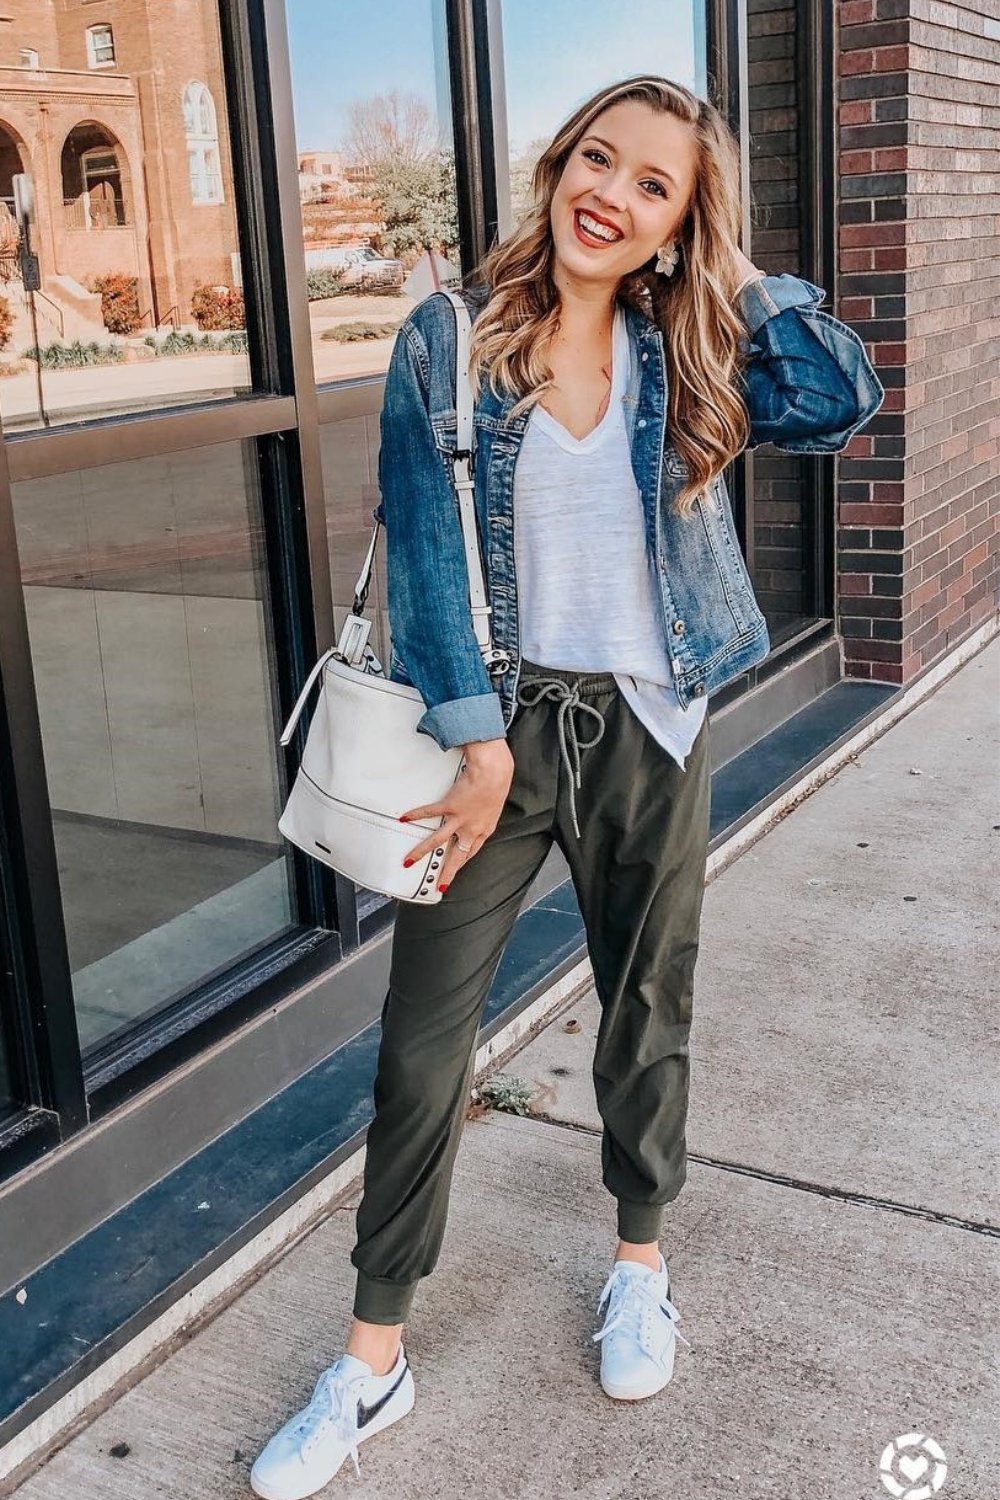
xmin=0 ymin=0 xmax=238 ymax=340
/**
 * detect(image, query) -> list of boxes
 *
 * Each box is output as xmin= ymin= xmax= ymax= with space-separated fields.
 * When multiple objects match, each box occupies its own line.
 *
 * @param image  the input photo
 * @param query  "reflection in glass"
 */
xmin=86 ymin=24 xmax=116 ymax=70
xmin=0 ymin=822 xmax=20 ymax=1115
xmin=11 ymin=443 xmax=295 ymax=1055
xmin=184 ymin=82 xmax=225 ymax=206
xmin=746 ymin=0 xmax=816 ymax=640
xmin=0 ymin=1 xmax=249 ymax=431
xmin=500 ymin=0 xmax=707 ymax=223
xmin=286 ymin=1 xmax=457 ymax=383
xmin=0 ymin=1028 xmax=11 ymax=1115
xmin=320 ymin=414 xmax=391 ymax=669
xmin=317 ymin=412 xmax=397 ymax=920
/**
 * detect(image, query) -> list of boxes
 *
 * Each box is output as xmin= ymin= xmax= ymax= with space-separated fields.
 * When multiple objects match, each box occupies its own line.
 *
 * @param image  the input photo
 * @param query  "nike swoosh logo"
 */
xmin=356 ymin=1363 xmax=408 ymax=1428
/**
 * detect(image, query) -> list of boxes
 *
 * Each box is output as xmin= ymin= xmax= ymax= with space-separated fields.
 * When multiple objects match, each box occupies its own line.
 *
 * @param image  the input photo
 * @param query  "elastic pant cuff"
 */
xmin=617 ymin=1198 xmax=668 ymax=1245
xmin=353 ymin=1267 xmax=420 ymax=1326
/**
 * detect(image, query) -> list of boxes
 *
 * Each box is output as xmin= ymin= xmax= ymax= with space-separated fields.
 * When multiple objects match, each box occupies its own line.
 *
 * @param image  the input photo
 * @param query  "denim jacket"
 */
xmin=376 ymin=272 xmax=884 ymax=749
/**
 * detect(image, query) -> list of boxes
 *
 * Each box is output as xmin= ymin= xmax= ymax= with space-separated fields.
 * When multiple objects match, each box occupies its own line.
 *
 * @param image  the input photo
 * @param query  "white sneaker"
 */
xmin=592 ymin=1253 xmax=690 ymax=1400
xmin=250 ymin=1344 xmax=414 ymax=1499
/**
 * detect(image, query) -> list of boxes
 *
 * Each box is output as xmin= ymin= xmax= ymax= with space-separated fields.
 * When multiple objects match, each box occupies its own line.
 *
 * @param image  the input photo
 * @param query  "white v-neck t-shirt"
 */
xmin=512 ymin=305 xmax=708 ymax=770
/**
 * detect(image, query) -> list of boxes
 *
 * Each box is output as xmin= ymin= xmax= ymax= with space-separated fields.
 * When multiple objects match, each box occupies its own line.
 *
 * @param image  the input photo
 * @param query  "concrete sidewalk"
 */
xmin=13 ymin=639 xmax=999 ymax=1500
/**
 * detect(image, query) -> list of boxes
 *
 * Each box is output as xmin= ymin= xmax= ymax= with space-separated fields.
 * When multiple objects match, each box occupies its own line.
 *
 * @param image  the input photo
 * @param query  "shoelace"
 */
xmin=515 ymin=678 xmax=606 ymax=839
xmin=294 ymin=1364 xmax=365 ymax=1478
xmin=592 ymin=1265 xmax=691 ymax=1359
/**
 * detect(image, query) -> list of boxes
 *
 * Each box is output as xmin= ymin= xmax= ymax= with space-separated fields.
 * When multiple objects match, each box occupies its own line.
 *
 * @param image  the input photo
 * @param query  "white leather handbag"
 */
xmin=277 ymin=290 xmax=509 ymax=905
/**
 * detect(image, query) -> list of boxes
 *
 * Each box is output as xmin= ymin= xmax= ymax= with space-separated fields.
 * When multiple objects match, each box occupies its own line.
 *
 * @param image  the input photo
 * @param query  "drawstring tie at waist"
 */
xmin=515 ymin=677 xmax=607 ymax=839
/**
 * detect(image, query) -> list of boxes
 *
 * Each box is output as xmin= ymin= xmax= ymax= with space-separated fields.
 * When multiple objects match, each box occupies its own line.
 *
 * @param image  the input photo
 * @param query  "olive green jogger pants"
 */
xmin=351 ymin=659 xmax=713 ymax=1325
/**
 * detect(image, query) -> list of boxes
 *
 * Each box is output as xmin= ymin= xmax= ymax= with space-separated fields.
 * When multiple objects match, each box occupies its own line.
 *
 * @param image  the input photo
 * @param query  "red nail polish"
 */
xmin=403 ymin=858 xmax=414 ymax=868
xmin=438 ymin=882 xmax=449 ymax=894
xmin=399 ymin=815 xmax=409 ymax=823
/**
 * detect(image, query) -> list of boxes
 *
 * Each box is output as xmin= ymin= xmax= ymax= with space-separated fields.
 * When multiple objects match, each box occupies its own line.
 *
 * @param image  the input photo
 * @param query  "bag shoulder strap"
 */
xmin=443 ymin=288 xmax=474 ymax=457
xmin=437 ymin=289 xmax=495 ymax=661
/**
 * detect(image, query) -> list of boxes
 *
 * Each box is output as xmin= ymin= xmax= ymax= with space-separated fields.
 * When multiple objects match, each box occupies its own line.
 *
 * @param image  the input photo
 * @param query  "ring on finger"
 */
xmin=455 ymin=838 xmax=473 ymax=853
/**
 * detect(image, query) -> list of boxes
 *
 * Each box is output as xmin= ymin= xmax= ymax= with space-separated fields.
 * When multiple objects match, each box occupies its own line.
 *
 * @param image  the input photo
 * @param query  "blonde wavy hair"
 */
xmin=468 ymin=75 xmax=752 ymax=519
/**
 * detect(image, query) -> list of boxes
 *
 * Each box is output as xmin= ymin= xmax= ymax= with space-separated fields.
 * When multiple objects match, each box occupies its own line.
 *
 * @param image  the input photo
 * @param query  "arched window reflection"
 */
xmin=183 ymin=81 xmax=223 ymax=205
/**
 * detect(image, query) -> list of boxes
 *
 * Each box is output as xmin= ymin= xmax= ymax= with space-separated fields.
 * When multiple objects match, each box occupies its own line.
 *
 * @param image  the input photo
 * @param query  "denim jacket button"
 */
xmin=693 ymin=682 xmax=704 ymax=696
xmin=673 ymin=619 xmax=686 ymax=635
xmin=641 ymin=352 xmax=649 ymax=362
xmin=637 ymin=418 xmax=647 ymax=428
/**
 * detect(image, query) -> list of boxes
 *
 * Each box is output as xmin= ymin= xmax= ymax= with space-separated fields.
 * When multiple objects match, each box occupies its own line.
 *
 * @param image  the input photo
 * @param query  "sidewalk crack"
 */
xmin=523 ymin=1112 xmax=998 ymax=1239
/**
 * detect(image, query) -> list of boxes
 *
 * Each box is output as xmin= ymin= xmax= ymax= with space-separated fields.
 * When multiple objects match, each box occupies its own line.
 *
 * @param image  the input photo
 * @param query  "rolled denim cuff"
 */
xmin=732 ymin=269 xmax=766 ymax=300
xmin=768 ymin=307 xmax=886 ymax=454
xmin=417 ymin=690 xmax=507 ymax=750
xmin=737 ymin=272 xmax=826 ymax=335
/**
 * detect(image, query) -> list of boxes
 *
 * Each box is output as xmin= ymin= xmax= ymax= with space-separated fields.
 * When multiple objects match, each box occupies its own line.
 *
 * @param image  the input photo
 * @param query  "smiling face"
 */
xmin=549 ymin=100 xmax=699 ymax=291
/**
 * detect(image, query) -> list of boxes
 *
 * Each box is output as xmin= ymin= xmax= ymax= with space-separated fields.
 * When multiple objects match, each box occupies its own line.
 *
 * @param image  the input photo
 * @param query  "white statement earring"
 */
xmin=655 ymin=240 xmax=680 ymax=277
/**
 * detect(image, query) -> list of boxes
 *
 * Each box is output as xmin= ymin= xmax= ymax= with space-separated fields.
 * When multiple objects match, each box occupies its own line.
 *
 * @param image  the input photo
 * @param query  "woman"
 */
xmin=251 ymin=75 xmax=882 ymax=1498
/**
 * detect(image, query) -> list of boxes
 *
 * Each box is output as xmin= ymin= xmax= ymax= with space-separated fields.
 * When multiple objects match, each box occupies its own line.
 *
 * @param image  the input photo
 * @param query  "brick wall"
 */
xmin=836 ymin=0 xmax=1000 ymax=684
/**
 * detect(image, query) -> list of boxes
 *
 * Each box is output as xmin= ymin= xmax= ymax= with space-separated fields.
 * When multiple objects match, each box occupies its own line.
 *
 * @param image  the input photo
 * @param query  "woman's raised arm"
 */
xmin=735 ymin=272 xmax=885 ymax=454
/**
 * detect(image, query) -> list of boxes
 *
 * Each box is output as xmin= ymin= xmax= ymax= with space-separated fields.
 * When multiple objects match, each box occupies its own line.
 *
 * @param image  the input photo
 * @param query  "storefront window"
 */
xmin=10 ymin=442 xmax=295 ymax=1055
xmin=0 ymin=1032 xmax=11 ymax=1115
xmin=746 ymin=0 xmax=817 ymax=642
xmin=0 ymin=1 xmax=250 ymax=432
xmin=320 ymin=414 xmax=391 ymax=670
xmin=499 ymin=0 xmax=707 ymax=223
xmin=285 ymin=1 xmax=457 ymax=384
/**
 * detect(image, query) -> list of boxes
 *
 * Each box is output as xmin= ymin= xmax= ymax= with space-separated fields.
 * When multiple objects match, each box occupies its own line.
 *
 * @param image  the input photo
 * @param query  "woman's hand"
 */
xmin=400 ymin=738 xmax=515 ymax=893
